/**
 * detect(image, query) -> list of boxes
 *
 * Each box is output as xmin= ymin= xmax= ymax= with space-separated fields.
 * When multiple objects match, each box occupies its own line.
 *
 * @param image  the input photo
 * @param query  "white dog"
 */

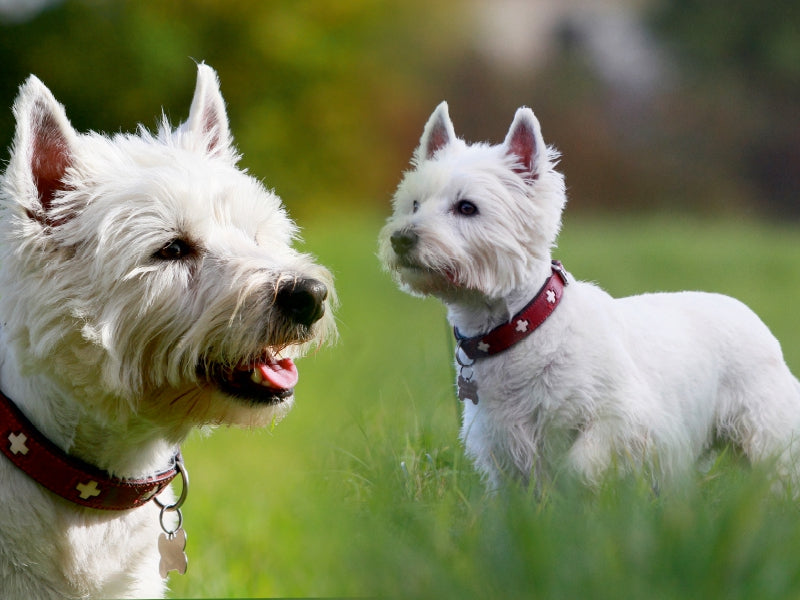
xmin=0 ymin=64 xmax=334 ymax=598
xmin=380 ymin=101 xmax=800 ymax=492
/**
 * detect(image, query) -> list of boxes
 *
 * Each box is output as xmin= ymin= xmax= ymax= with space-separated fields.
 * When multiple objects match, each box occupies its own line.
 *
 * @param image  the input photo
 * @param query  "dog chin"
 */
xmin=216 ymin=379 xmax=294 ymax=406
xmin=208 ymin=388 xmax=295 ymax=428
xmin=397 ymin=264 xmax=462 ymax=297
xmin=398 ymin=266 xmax=441 ymax=294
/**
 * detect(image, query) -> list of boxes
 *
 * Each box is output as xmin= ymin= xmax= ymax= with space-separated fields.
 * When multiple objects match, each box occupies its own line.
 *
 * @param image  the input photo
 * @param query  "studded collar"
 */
xmin=0 ymin=387 xmax=180 ymax=511
xmin=454 ymin=260 xmax=569 ymax=360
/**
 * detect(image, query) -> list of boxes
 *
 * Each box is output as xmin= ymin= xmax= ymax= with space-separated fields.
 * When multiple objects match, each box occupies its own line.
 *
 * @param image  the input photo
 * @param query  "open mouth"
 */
xmin=202 ymin=352 xmax=299 ymax=405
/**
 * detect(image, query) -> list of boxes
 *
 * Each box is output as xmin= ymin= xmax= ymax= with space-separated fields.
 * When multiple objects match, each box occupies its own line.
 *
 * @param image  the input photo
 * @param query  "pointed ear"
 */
xmin=503 ymin=107 xmax=545 ymax=180
xmin=183 ymin=63 xmax=232 ymax=157
xmin=9 ymin=75 xmax=78 ymax=226
xmin=414 ymin=101 xmax=455 ymax=163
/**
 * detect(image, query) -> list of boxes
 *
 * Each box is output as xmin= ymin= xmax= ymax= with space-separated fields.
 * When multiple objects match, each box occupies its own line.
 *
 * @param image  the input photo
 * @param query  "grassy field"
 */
xmin=168 ymin=212 xmax=800 ymax=599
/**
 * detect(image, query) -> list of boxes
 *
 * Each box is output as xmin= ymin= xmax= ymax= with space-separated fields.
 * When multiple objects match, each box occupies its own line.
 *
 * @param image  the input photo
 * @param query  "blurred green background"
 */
xmin=2 ymin=1 xmax=800 ymax=598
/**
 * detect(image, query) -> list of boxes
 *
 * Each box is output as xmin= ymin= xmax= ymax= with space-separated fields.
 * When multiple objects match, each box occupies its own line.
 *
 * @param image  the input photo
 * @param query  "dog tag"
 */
xmin=158 ymin=528 xmax=188 ymax=578
xmin=457 ymin=375 xmax=479 ymax=405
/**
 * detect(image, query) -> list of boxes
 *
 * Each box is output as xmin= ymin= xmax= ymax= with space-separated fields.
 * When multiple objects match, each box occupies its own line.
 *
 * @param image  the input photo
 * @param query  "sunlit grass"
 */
xmin=168 ymin=211 xmax=800 ymax=599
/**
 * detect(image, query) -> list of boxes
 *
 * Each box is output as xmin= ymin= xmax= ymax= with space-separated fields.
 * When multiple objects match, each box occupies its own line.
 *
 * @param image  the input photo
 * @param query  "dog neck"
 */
xmin=446 ymin=258 xmax=561 ymax=338
xmin=0 ymin=386 xmax=181 ymax=510
xmin=0 ymin=350 xmax=183 ymax=480
xmin=453 ymin=261 xmax=568 ymax=359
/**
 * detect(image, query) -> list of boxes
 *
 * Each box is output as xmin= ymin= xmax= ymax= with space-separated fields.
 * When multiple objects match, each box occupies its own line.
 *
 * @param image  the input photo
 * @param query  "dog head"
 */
xmin=379 ymin=102 xmax=566 ymax=304
xmin=0 ymin=64 xmax=336 ymax=429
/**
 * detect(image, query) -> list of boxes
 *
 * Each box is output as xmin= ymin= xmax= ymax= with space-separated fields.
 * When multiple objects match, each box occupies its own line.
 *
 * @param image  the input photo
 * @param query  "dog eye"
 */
xmin=155 ymin=239 xmax=193 ymax=261
xmin=455 ymin=199 xmax=478 ymax=216
xmin=412 ymin=200 xmax=420 ymax=213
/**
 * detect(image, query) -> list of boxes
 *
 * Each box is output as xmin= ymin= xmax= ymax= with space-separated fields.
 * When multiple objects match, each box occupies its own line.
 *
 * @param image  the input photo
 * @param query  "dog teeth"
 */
xmin=250 ymin=367 xmax=280 ymax=389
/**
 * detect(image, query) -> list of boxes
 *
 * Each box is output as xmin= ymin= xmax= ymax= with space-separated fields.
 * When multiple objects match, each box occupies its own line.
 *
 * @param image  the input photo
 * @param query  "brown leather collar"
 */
xmin=0 ymin=388 xmax=180 ymax=510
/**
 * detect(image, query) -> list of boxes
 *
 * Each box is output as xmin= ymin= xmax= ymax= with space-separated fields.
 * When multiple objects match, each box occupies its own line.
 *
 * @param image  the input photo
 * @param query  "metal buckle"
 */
xmin=551 ymin=260 xmax=569 ymax=285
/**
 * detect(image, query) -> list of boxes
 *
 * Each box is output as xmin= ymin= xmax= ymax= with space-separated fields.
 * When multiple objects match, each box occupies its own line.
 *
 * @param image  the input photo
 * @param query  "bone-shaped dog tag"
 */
xmin=457 ymin=375 xmax=479 ymax=405
xmin=158 ymin=528 xmax=188 ymax=578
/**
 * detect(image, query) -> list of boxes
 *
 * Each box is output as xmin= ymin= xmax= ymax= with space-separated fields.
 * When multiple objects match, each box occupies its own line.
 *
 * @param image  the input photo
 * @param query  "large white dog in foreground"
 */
xmin=380 ymin=101 xmax=800 ymax=492
xmin=0 ymin=65 xmax=334 ymax=598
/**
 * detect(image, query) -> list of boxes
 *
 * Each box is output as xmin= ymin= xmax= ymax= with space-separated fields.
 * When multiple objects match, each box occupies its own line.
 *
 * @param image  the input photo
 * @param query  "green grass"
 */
xmin=168 ymin=212 xmax=800 ymax=599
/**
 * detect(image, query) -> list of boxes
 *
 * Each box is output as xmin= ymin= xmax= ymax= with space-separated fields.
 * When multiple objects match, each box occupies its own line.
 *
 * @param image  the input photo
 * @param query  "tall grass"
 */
xmin=168 ymin=212 xmax=800 ymax=599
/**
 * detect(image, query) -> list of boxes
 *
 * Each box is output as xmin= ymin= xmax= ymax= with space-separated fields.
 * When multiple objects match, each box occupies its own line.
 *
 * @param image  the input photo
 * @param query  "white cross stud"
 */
xmin=546 ymin=289 xmax=556 ymax=304
xmin=477 ymin=341 xmax=490 ymax=353
xmin=8 ymin=432 xmax=29 ymax=455
xmin=516 ymin=319 xmax=529 ymax=333
xmin=76 ymin=480 xmax=102 ymax=500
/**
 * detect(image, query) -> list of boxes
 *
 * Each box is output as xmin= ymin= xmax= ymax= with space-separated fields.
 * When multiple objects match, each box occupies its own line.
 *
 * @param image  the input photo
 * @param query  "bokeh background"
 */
xmin=1 ymin=0 xmax=798 ymax=221
xmin=2 ymin=2 xmax=800 ymax=599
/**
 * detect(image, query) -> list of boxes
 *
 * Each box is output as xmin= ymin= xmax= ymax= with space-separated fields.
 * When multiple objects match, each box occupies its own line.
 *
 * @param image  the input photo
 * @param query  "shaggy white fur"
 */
xmin=380 ymin=101 xmax=800 ymax=492
xmin=0 ymin=64 xmax=335 ymax=598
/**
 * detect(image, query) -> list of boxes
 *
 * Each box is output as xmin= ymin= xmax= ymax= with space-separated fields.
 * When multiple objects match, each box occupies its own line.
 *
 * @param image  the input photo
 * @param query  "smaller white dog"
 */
xmin=380 ymin=102 xmax=800 ymax=491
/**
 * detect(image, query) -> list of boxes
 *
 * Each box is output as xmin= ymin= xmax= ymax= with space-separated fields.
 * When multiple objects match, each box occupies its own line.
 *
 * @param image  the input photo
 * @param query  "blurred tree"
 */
xmin=2 ymin=1 xmax=796 ymax=218
xmin=650 ymin=0 xmax=800 ymax=216
xmin=0 ymin=0 xmax=468 ymax=216
xmin=653 ymin=0 xmax=800 ymax=90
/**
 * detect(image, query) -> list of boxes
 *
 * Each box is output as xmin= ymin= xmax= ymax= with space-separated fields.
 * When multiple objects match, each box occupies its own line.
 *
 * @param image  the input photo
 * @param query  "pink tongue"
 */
xmin=257 ymin=358 xmax=298 ymax=390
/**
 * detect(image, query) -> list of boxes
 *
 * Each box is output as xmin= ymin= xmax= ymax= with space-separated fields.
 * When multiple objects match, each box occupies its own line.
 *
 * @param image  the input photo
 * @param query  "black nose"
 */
xmin=390 ymin=229 xmax=418 ymax=256
xmin=276 ymin=278 xmax=328 ymax=327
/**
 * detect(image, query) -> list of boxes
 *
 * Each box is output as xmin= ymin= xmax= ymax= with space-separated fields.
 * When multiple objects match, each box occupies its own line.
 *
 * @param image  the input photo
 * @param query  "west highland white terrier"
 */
xmin=379 ymin=101 xmax=800 ymax=492
xmin=0 ymin=64 xmax=335 ymax=599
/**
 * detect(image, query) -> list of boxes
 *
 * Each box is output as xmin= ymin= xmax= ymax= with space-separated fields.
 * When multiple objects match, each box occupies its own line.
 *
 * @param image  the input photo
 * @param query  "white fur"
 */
xmin=0 ymin=64 xmax=335 ymax=598
xmin=380 ymin=101 xmax=800 ymax=491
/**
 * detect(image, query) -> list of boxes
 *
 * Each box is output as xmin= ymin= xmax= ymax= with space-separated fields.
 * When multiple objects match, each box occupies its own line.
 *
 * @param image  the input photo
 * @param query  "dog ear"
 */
xmin=503 ymin=107 xmax=545 ymax=181
xmin=10 ymin=75 xmax=78 ymax=226
xmin=184 ymin=63 xmax=232 ymax=158
xmin=415 ymin=101 xmax=455 ymax=163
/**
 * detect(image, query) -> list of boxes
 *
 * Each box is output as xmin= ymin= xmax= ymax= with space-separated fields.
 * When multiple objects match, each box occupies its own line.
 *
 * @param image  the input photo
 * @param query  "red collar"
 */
xmin=455 ymin=261 xmax=568 ymax=360
xmin=0 ymin=388 xmax=180 ymax=511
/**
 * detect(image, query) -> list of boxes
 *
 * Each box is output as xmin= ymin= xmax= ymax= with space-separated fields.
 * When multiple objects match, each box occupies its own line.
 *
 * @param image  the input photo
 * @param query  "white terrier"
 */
xmin=0 ymin=64 xmax=334 ymax=599
xmin=380 ymin=102 xmax=800 ymax=492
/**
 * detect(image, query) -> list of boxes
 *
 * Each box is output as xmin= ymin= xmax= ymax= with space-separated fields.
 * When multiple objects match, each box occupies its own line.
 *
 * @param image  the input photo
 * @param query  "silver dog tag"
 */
xmin=158 ymin=528 xmax=188 ymax=578
xmin=457 ymin=375 xmax=479 ymax=405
